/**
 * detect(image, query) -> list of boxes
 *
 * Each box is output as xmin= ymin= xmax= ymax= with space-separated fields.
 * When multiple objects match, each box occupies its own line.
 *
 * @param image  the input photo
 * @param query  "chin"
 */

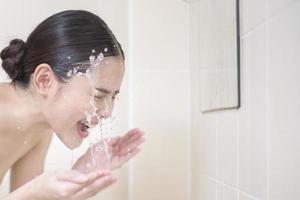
xmin=63 ymin=139 xmax=83 ymax=149
xmin=55 ymin=130 xmax=83 ymax=150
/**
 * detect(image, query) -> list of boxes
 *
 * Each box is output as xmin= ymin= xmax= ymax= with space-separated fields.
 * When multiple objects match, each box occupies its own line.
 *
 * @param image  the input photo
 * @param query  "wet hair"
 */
xmin=0 ymin=10 xmax=125 ymax=87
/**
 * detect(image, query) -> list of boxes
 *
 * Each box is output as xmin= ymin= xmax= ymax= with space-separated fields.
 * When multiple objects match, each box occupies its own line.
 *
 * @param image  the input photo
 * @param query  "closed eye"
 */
xmin=94 ymin=95 xmax=105 ymax=100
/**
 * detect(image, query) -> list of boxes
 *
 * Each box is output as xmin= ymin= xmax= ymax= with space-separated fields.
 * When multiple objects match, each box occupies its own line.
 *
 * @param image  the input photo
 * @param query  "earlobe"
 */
xmin=33 ymin=63 xmax=56 ymax=96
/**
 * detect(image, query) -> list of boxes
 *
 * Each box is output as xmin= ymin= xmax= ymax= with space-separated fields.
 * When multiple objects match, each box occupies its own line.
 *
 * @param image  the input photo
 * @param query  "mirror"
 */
xmin=190 ymin=0 xmax=241 ymax=112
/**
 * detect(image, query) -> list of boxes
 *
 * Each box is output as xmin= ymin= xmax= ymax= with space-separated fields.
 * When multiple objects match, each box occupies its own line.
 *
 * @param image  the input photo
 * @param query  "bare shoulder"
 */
xmin=0 ymin=94 xmax=12 ymax=135
xmin=37 ymin=129 xmax=53 ymax=147
xmin=0 ymin=83 xmax=13 ymax=127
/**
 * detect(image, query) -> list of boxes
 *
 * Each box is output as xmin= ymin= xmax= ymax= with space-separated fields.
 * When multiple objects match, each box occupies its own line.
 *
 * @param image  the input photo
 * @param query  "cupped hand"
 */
xmin=6 ymin=170 xmax=117 ymax=200
xmin=73 ymin=128 xmax=145 ymax=173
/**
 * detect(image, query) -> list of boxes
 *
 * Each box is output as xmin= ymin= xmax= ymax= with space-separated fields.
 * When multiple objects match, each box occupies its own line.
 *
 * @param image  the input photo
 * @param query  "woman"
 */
xmin=0 ymin=10 xmax=145 ymax=199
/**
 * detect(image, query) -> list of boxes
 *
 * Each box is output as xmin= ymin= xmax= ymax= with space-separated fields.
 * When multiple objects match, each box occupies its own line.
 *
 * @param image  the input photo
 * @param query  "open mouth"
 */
xmin=76 ymin=120 xmax=90 ymax=139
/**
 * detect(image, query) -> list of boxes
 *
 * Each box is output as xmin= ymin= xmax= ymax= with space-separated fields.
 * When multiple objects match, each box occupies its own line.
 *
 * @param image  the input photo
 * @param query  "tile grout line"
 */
xmin=241 ymin=0 xmax=299 ymax=40
xmin=267 ymin=0 xmax=299 ymax=20
xmin=236 ymin=110 xmax=240 ymax=200
xmin=203 ymin=174 xmax=261 ymax=200
xmin=241 ymin=20 xmax=267 ymax=39
xmin=265 ymin=0 xmax=270 ymax=199
xmin=187 ymin=2 xmax=192 ymax=200
xmin=237 ymin=0 xmax=241 ymax=198
xmin=128 ymin=0 xmax=134 ymax=199
xmin=215 ymin=114 xmax=219 ymax=200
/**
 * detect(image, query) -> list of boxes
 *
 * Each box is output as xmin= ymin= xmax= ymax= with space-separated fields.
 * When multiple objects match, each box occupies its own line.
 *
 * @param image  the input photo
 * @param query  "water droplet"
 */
xmin=92 ymin=49 xmax=96 ymax=53
xmin=95 ymin=146 xmax=101 ymax=152
xmin=67 ymin=56 xmax=71 ymax=60
xmin=86 ymin=162 xmax=92 ymax=168
xmin=89 ymin=55 xmax=96 ymax=63
xmin=66 ymin=70 xmax=72 ymax=77
xmin=96 ymin=53 xmax=104 ymax=62
xmin=104 ymin=47 xmax=108 ymax=52
xmin=73 ymin=68 xmax=78 ymax=74
xmin=76 ymin=72 xmax=83 ymax=76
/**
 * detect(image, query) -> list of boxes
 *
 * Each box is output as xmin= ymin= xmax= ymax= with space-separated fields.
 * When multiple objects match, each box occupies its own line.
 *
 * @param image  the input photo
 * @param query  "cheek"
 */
xmin=58 ymin=83 xmax=95 ymax=118
xmin=52 ymin=94 xmax=89 ymax=124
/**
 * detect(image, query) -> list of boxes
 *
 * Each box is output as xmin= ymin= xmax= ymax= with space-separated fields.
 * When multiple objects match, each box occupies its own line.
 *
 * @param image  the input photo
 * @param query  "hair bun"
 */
xmin=0 ymin=39 xmax=26 ymax=80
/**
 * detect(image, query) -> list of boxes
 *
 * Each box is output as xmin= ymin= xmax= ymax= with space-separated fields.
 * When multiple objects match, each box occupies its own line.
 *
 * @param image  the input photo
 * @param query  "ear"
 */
xmin=32 ymin=63 xmax=59 ymax=97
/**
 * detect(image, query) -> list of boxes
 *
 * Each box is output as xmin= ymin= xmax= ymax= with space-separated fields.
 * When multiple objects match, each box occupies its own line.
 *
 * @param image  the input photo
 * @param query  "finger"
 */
xmin=113 ymin=133 xmax=143 ymax=154
xmin=110 ymin=131 xmax=138 ymax=152
xmin=120 ymin=130 xmax=145 ymax=149
xmin=120 ymin=129 xmax=141 ymax=146
xmin=54 ymin=172 xmax=89 ymax=197
xmin=120 ymin=137 xmax=145 ymax=155
xmin=107 ymin=136 xmax=121 ymax=145
xmin=84 ymin=171 xmax=109 ymax=185
xmin=71 ymin=174 xmax=117 ymax=200
xmin=56 ymin=182 xmax=86 ymax=198
xmin=122 ymin=147 xmax=142 ymax=162
xmin=82 ymin=175 xmax=117 ymax=199
xmin=126 ymin=133 xmax=145 ymax=147
xmin=56 ymin=170 xmax=89 ymax=184
xmin=111 ymin=129 xmax=144 ymax=153
xmin=93 ymin=137 xmax=120 ymax=152
xmin=59 ymin=171 xmax=111 ymax=199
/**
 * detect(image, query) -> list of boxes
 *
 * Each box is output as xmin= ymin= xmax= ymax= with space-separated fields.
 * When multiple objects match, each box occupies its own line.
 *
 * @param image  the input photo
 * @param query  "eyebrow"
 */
xmin=95 ymin=87 xmax=120 ymax=95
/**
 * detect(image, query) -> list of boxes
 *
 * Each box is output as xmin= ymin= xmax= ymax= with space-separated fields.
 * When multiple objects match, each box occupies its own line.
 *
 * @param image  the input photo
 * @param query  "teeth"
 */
xmin=79 ymin=120 xmax=90 ymax=128
xmin=81 ymin=122 xmax=85 ymax=131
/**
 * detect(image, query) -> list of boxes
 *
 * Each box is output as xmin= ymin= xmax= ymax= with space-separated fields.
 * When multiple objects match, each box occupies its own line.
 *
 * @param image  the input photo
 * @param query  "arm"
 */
xmin=6 ymin=131 xmax=117 ymax=200
xmin=10 ymin=131 xmax=53 ymax=192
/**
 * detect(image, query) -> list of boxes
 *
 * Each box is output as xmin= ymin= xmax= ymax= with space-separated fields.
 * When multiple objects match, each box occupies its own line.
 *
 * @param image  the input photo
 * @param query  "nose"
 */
xmin=96 ymin=103 xmax=113 ymax=119
xmin=99 ymin=109 xmax=112 ymax=119
xmin=92 ymin=97 xmax=114 ymax=121
xmin=89 ymin=117 xmax=99 ymax=127
xmin=89 ymin=109 xmax=111 ymax=127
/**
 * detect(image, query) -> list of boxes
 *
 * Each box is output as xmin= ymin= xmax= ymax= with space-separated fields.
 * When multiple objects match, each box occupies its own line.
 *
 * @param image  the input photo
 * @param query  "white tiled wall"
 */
xmin=190 ymin=0 xmax=300 ymax=200
xmin=129 ymin=0 xmax=190 ymax=199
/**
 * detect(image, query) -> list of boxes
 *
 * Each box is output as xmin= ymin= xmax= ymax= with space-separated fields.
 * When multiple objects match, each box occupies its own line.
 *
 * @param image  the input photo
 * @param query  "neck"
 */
xmin=4 ymin=82 xmax=51 ymax=133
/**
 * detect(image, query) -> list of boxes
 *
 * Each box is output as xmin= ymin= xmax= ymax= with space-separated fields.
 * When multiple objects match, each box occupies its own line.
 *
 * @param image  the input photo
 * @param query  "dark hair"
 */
xmin=0 ymin=10 xmax=125 ymax=87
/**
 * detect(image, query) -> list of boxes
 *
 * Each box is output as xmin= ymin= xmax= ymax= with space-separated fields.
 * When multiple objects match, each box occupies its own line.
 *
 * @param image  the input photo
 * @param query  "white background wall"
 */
xmin=130 ymin=0 xmax=190 ymax=199
xmin=190 ymin=0 xmax=300 ymax=200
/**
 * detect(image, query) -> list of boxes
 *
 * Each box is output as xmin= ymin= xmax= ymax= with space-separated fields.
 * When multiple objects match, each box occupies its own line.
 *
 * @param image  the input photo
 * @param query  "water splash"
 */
xmin=70 ymin=49 xmax=114 ymax=172
xmin=71 ymin=149 xmax=74 ymax=167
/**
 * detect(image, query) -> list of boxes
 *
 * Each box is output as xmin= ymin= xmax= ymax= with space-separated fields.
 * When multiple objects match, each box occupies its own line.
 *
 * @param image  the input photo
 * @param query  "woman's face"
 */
xmin=45 ymin=56 xmax=125 ymax=149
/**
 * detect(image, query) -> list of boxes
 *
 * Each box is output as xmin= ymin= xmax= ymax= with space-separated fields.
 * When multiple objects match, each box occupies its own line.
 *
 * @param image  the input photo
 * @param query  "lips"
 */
xmin=76 ymin=120 xmax=89 ymax=139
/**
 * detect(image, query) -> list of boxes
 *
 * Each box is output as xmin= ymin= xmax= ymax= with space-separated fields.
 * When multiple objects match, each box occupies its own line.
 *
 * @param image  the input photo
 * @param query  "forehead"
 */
xmin=64 ymin=56 xmax=124 ymax=90
xmin=91 ymin=56 xmax=124 ymax=75
xmin=90 ymin=56 xmax=124 ymax=81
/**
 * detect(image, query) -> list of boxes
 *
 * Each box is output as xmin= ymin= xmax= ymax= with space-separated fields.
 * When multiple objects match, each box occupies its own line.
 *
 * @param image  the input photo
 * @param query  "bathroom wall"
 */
xmin=190 ymin=0 xmax=300 ymax=200
xmin=129 ymin=0 xmax=190 ymax=199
